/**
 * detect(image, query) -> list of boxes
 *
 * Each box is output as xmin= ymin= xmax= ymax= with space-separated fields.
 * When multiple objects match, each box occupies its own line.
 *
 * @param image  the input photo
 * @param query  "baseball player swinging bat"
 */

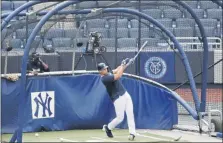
xmin=97 ymin=41 xmax=148 ymax=141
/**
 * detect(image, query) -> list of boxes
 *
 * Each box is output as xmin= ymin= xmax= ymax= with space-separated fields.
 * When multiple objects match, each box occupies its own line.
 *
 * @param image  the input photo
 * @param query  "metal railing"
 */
xmin=170 ymin=37 xmax=222 ymax=51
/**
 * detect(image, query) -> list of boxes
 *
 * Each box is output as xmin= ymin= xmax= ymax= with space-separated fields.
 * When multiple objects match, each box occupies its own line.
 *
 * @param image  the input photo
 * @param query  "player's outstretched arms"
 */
xmin=113 ymin=64 xmax=127 ymax=80
xmin=112 ymin=65 xmax=123 ymax=74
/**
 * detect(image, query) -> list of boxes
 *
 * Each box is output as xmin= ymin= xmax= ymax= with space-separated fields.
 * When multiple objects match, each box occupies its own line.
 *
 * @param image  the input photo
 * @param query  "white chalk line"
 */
xmin=136 ymin=133 xmax=165 ymax=141
xmin=59 ymin=138 xmax=78 ymax=142
xmin=137 ymin=132 xmax=181 ymax=142
xmin=143 ymin=130 xmax=182 ymax=141
xmin=91 ymin=136 xmax=120 ymax=142
xmin=85 ymin=139 xmax=102 ymax=142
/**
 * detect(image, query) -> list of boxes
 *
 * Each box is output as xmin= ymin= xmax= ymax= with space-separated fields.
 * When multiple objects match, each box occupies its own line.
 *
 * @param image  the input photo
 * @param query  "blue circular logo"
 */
xmin=144 ymin=57 xmax=167 ymax=79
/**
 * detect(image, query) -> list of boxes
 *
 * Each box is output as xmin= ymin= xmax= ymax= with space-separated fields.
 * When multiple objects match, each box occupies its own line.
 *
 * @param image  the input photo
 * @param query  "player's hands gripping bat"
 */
xmin=123 ymin=41 xmax=148 ymax=67
xmin=121 ymin=58 xmax=130 ymax=66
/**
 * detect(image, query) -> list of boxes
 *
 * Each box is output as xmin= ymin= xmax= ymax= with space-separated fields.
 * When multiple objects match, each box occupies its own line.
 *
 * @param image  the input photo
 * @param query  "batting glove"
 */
xmin=121 ymin=58 xmax=130 ymax=65
xmin=126 ymin=58 xmax=134 ymax=67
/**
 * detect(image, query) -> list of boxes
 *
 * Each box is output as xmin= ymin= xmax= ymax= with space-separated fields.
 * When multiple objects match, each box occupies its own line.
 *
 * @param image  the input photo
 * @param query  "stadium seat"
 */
xmin=76 ymin=1 xmax=97 ymax=9
xmin=52 ymin=38 xmax=72 ymax=49
xmin=130 ymin=19 xmax=139 ymax=28
xmin=130 ymin=19 xmax=150 ymax=28
xmin=8 ymin=39 xmax=23 ymax=49
xmin=64 ymin=29 xmax=84 ymax=39
xmin=28 ymin=23 xmax=38 ymax=29
xmin=12 ymin=1 xmax=26 ymax=10
xmin=97 ymin=1 xmax=117 ymax=7
xmin=182 ymin=1 xmax=198 ymax=9
xmin=100 ymin=38 xmax=115 ymax=49
xmin=1 ymin=1 xmax=12 ymax=10
xmin=1 ymin=39 xmax=22 ymax=49
xmin=16 ymin=29 xmax=36 ymax=40
xmin=215 ymin=27 xmax=222 ymax=37
xmin=207 ymin=9 xmax=222 ymax=20
xmin=184 ymin=9 xmax=204 ymax=19
xmin=129 ymin=28 xmax=150 ymax=38
xmin=30 ymin=38 xmax=42 ymax=50
xmin=195 ymin=26 xmax=216 ymax=37
xmin=174 ymin=27 xmax=194 ymax=37
xmin=1 ymin=29 xmax=13 ymax=40
xmin=199 ymin=19 xmax=218 ymax=27
xmin=1 ymin=10 xmax=13 ymax=14
xmin=141 ymin=38 xmax=159 ymax=47
xmin=152 ymin=27 xmax=174 ymax=39
xmin=158 ymin=5 xmax=175 ymax=11
xmin=109 ymin=28 xmax=128 ymax=38
xmin=108 ymin=19 xmax=128 ymax=28
xmin=44 ymin=29 xmax=64 ymax=39
xmin=42 ymin=39 xmax=53 ymax=49
xmin=142 ymin=9 xmax=162 ymax=19
xmin=176 ymin=18 xmax=195 ymax=27
xmin=163 ymin=9 xmax=183 ymax=19
xmin=199 ymin=1 xmax=219 ymax=9
xmin=86 ymin=19 xmax=106 ymax=29
xmin=88 ymin=28 xmax=108 ymax=38
xmin=157 ymin=39 xmax=170 ymax=49
xmin=117 ymin=38 xmax=137 ymax=49
xmin=141 ymin=19 xmax=152 ymax=28
xmin=156 ymin=18 xmax=173 ymax=27
xmin=140 ymin=1 xmax=159 ymax=9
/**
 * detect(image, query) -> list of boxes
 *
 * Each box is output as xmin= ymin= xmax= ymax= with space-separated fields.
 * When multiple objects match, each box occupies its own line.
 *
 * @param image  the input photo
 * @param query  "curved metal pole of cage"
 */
xmin=20 ymin=1 xmax=201 ymax=124
xmin=10 ymin=1 xmax=82 ymax=142
xmin=1 ymin=1 xmax=42 ymax=31
xmin=174 ymin=1 xmax=209 ymax=113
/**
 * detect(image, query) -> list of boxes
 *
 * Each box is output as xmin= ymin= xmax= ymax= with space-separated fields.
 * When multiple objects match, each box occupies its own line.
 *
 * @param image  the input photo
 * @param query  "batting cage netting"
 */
xmin=1 ymin=1 xmax=222 ymax=142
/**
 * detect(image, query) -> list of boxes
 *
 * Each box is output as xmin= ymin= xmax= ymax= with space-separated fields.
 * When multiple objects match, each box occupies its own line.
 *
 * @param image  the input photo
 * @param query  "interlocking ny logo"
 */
xmin=31 ymin=91 xmax=55 ymax=119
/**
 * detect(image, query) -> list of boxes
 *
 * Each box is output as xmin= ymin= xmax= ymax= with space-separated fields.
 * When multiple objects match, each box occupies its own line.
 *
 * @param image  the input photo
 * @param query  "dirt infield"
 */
xmin=176 ymin=88 xmax=222 ymax=103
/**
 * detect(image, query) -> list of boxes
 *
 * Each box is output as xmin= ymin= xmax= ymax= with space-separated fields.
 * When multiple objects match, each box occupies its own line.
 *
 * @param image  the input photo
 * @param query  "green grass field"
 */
xmin=1 ymin=129 xmax=184 ymax=142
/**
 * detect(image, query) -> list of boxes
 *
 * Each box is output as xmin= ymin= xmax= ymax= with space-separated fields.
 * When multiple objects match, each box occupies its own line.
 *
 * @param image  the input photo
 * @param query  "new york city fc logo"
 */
xmin=144 ymin=57 xmax=167 ymax=79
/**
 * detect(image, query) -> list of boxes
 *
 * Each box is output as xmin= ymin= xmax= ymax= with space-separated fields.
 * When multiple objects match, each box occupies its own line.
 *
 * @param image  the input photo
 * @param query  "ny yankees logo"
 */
xmin=34 ymin=92 xmax=52 ymax=117
xmin=31 ymin=91 xmax=55 ymax=119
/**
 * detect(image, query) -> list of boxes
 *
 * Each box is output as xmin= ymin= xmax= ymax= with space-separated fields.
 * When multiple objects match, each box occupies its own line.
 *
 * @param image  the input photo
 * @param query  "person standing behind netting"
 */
xmin=98 ymin=58 xmax=136 ymax=141
xmin=27 ymin=52 xmax=50 ymax=75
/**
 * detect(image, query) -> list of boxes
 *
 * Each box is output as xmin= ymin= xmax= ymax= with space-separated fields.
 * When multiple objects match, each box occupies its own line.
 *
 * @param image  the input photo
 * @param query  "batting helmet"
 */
xmin=97 ymin=63 xmax=108 ymax=71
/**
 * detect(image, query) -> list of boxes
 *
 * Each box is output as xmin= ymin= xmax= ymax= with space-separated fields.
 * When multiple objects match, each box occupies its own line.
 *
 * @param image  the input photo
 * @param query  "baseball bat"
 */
xmin=133 ymin=41 xmax=148 ymax=61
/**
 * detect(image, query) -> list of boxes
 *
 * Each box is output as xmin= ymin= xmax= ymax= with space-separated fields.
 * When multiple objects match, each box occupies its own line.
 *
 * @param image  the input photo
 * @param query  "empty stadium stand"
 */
xmin=1 ymin=0 xmax=222 ymax=52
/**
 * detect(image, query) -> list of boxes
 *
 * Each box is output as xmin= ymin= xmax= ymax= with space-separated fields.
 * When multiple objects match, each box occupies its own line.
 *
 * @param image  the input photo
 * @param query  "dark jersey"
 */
xmin=27 ymin=61 xmax=49 ymax=73
xmin=101 ymin=73 xmax=126 ymax=101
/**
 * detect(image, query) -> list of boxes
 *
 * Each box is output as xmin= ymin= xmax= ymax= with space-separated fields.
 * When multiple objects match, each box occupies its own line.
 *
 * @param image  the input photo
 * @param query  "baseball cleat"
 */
xmin=128 ymin=134 xmax=135 ymax=141
xmin=103 ymin=125 xmax=113 ymax=138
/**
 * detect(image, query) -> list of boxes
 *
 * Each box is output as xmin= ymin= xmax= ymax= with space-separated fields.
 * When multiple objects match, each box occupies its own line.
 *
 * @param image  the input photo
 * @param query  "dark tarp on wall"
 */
xmin=1 ymin=75 xmax=177 ymax=133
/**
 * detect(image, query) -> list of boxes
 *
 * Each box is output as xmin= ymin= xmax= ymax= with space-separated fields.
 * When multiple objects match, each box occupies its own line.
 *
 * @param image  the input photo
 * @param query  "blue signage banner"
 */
xmin=139 ymin=52 xmax=176 ymax=83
